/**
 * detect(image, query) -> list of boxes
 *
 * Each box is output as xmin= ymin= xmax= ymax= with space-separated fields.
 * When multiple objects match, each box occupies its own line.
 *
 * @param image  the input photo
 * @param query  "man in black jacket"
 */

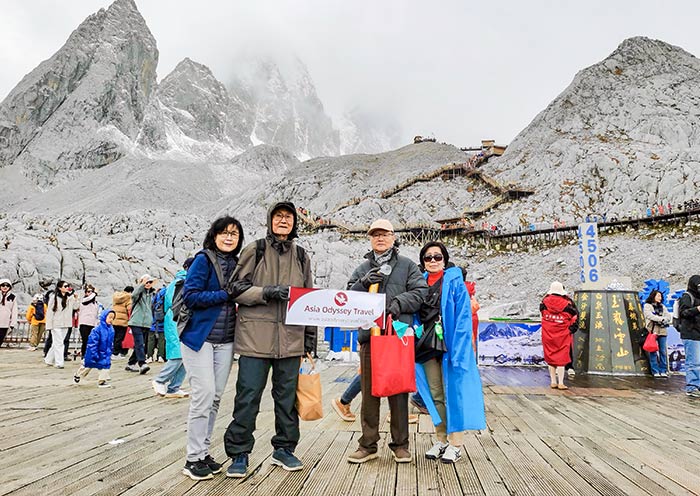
xmin=678 ymin=274 xmax=700 ymax=397
xmin=346 ymin=219 xmax=427 ymax=464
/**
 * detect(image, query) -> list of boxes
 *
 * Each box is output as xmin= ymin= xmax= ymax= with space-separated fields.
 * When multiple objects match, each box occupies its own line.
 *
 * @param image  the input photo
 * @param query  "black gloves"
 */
xmin=386 ymin=299 xmax=401 ymax=319
xmin=360 ymin=267 xmax=384 ymax=288
xmin=227 ymin=279 xmax=252 ymax=301
xmin=263 ymin=285 xmax=290 ymax=302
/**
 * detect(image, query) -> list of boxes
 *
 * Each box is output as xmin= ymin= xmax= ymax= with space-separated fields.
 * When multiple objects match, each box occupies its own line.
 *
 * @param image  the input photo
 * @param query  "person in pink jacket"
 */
xmin=78 ymin=284 xmax=100 ymax=359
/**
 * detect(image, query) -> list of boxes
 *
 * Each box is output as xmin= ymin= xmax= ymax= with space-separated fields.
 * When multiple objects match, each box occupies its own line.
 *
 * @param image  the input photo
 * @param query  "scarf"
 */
xmin=373 ymin=247 xmax=394 ymax=266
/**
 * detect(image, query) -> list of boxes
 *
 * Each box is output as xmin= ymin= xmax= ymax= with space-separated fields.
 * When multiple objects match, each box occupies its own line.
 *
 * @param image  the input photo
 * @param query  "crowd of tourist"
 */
xmin=2 ymin=201 xmax=700 ymax=484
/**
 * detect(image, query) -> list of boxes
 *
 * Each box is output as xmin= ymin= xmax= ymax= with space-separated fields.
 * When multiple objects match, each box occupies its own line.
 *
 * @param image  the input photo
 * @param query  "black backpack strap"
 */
xmin=296 ymin=245 xmax=307 ymax=273
xmin=255 ymin=239 xmax=266 ymax=266
xmin=203 ymin=249 xmax=226 ymax=288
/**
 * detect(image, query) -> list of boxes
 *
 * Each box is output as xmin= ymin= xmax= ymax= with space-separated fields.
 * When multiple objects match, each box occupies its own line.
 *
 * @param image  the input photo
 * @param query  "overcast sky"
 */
xmin=2 ymin=0 xmax=700 ymax=147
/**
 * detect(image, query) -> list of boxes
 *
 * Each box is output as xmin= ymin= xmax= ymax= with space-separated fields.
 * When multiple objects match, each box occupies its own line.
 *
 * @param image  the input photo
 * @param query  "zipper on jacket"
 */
xmin=275 ymin=245 xmax=281 ymax=359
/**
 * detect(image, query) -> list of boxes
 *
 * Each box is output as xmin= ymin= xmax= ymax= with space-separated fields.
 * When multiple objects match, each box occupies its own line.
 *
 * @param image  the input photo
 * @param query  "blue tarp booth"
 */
xmin=324 ymin=327 xmax=359 ymax=352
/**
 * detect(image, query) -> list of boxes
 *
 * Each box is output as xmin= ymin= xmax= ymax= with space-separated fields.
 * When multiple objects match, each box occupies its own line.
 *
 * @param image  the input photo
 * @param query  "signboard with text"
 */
xmin=285 ymin=287 xmax=385 ymax=329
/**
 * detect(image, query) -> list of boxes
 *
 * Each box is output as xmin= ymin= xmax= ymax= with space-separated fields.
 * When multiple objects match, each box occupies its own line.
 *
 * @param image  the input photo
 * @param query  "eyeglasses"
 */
xmin=62 ymin=285 xmax=72 ymax=289
xmin=423 ymin=254 xmax=444 ymax=262
xmin=0 ymin=283 xmax=10 ymax=288
xmin=272 ymin=212 xmax=294 ymax=220
xmin=370 ymin=232 xmax=394 ymax=239
xmin=218 ymin=231 xmax=240 ymax=238
xmin=146 ymin=280 xmax=154 ymax=284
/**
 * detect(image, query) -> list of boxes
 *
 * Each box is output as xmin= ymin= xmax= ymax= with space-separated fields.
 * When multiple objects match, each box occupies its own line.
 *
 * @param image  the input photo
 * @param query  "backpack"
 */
xmin=673 ymin=292 xmax=697 ymax=330
xmin=254 ymin=238 xmax=307 ymax=273
xmin=173 ymin=249 xmax=223 ymax=336
xmin=152 ymin=288 xmax=166 ymax=323
xmin=34 ymin=301 xmax=45 ymax=321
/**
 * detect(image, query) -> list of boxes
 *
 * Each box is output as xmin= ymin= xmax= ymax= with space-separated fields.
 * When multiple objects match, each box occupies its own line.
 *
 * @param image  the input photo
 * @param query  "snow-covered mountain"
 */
xmin=0 ymin=0 xmax=158 ymax=187
xmin=137 ymin=57 xmax=248 ymax=161
xmin=227 ymin=56 xmax=339 ymax=160
xmin=0 ymin=0 xmax=404 ymax=189
xmin=483 ymin=36 xmax=700 ymax=229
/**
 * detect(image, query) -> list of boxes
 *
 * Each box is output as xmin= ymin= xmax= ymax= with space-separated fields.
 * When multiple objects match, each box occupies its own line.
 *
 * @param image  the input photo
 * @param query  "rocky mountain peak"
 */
xmin=0 ymin=0 xmax=158 ymax=187
xmin=483 ymin=37 xmax=700 ymax=228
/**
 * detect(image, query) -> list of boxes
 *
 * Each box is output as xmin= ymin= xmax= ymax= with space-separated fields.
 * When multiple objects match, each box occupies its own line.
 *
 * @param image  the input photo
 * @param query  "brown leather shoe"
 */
xmin=347 ymin=448 xmax=379 ymax=464
xmin=332 ymin=398 xmax=356 ymax=422
xmin=392 ymin=447 xmax=412 ymax=463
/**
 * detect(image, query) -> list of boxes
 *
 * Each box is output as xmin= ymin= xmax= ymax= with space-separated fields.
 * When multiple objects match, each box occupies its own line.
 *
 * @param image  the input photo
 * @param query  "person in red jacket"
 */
xmin=539 ymin=281 xmax=578 ymax=390
xmin=465 ymin=281 xmax=480 ymax=354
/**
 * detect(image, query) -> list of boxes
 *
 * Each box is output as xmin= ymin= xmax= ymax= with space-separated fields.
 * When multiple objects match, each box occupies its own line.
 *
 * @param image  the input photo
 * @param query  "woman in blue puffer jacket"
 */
xmin=73 ymin=309 xmax=115 ymax=388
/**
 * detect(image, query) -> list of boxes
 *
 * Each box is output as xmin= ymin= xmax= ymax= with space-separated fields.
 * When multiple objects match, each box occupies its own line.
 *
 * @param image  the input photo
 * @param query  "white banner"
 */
xmin=285 ymin=287 xmax=385 ymax=328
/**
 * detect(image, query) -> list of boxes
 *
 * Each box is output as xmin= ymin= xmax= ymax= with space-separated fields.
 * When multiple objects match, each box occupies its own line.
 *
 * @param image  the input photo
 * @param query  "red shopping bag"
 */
xmin=122 ymin=327 xmax=134 ymax=349
xmin=642 ymin=332 xmax=658 ymax=353
xmin=370 ymin=316 xmax=416 ymax=397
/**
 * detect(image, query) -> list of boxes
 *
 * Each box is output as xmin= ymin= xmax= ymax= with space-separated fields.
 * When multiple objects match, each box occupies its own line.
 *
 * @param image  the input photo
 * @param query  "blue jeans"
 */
xmin=155 ymin=357 xmax=186 ymax=393
xmin=647 ymin=335 xmax=668 ymax=374
xmin=683 ymin=339 xmax=700 ymax=392
xmin=341 ymin=374 xmax=362 ymax=405
xmin=128 ymin=326 xmax=148 ymax=366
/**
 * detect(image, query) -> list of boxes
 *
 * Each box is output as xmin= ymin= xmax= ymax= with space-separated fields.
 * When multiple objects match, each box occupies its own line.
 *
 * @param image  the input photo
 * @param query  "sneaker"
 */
xmin=226 ymin=453 xmax=248 ymax=478
xmin=271 ymin=448 xmax=303 ymax=471
xmin=425 ymin=441 xmax=448 ymax=460
xmin=64 ymin=356 xmax=72 ymax=362
xmin=98 ymin=381 xmax=112 ymax=388
xmin=687 ymin=389 xmax=700 ymax=398
xmin=145 ymin=358 xmax=153 ymax=364
xmin=152 ymin=380 xmax=167 ymax=396
xmin=566 ymin=368 xmax=575 ymax=378
xmin=157 ymin=357 xmax=165 ymax=363
xmin=410 ymin=396 xmax=429 ymax=415
xmin=111 ymin=353 xmax=124 ymax=360
xmin=125 ymin=364 xmax=139 ymax=372
xmin=182 ymin=459 xmax=214 ymax=481
xmin=653 ymin=373 xmax=662 ymax=378
xmin=331 ymin=398 xmax=356 ymax=422
xmin=440 ymin=445 xmax=461 ymax=464
xmin=202 ymin=454 xmax=222 ymax=474
xmin=347 ymin=448 xmax=378 ymax=464
xmin=392 ymin=447 xmax=412 ymax=463
xmin=660 ymin=372 xmax=669 ymax=378
xmin=139 ymin=364 xmax=150 ymax=375
xmin=28 ymin=346 xmax=37 ymax=351
xmin=73 ymin=375 xmax=81 ymax=384
xmin=55 ymin=365 xmax=64 ymax=369
xmin=165 ymin=390 xmax=189 ymax=398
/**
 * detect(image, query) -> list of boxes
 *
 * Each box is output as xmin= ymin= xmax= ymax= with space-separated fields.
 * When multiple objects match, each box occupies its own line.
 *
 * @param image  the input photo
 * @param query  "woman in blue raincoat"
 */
xmin=414 ymin=241 xmax=486 ymax=463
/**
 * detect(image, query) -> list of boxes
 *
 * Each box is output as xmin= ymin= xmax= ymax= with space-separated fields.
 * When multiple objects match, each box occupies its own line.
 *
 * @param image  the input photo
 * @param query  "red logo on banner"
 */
xmin=334 ymin=292 xmax=348 ymax=306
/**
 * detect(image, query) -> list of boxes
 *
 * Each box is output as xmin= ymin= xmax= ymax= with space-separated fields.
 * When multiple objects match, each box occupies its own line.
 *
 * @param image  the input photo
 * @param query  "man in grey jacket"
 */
xmin=346 ymin=219 xmax=428 ymax=464
xmin=223 ymin=201 xmax=316 ymax=478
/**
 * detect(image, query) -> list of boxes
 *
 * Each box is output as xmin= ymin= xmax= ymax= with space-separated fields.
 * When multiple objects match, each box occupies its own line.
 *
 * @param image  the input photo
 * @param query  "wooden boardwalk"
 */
xmin=1 ymin=349 xmax=699 ymax=495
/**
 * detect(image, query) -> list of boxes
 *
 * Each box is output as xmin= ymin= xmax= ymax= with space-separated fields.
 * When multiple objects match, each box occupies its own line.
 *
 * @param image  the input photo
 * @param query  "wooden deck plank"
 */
xmin=3 ymin=350 xmax=700 ymax=495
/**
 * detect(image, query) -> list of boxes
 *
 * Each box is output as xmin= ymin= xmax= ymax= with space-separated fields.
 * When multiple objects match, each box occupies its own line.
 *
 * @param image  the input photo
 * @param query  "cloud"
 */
xmin=2 ymin=0 xmax=700 ymax=149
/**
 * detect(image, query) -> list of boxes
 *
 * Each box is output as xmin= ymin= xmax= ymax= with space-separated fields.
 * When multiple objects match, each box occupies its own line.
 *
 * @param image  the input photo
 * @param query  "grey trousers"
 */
xmin=181 ymin=341 xmax=234 ymax=462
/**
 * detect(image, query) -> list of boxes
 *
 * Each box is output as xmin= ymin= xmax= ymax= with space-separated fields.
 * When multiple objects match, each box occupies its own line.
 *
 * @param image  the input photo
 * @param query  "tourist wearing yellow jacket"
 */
xmin=26 ymin=294 xmax=47 ymax=351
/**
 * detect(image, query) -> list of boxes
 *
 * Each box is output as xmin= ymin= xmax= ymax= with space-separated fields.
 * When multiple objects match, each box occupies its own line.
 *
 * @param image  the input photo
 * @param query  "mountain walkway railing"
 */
xmin=299 ymin=207 xmax=700 ymax=246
